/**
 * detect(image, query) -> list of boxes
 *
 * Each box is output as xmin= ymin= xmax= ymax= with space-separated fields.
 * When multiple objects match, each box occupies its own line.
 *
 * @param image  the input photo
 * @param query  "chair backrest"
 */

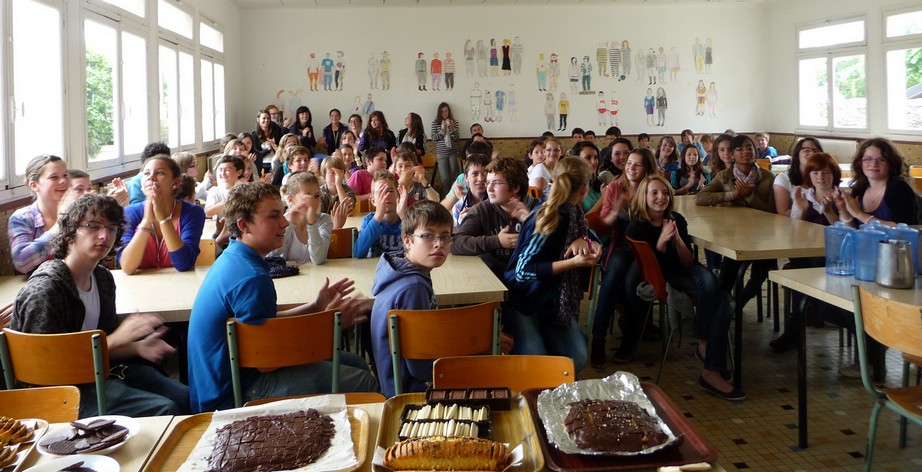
xmin=244 ymin=391 xmax=386 ymax=407
xmin=356 ymin=199 xmax=375 ymax=213
xmin=756 ymin=158 xmax=771 ymax=170
xmin=433 ymin=355 xmax=575 ymax=393
xmin=421 ymin=154 xmax=437 ymax=168
xmin=0 ymin=386 xmax=80 ymax=422
xmin=909 ymin=165 xmax=922 ymax=178
xmin=625 ymin=237 xmax=668 ymax=303
xmin=585 ymin=211 xmax=608 ymax=239
xmin=388 ymin=301 xmax=500 ymax=395
xmin=527 ymin=186 xmax=540 ymax=199
xmin=196 ymin=238 xmax=216 ymax=266
xmin=328 ymin=227 xmax=357 ymax=259
xmin=0 ymin=328 xmax=109 ymax=415
xmin=853 ymin=286 xmax=922 ymax=360
xmin=226 ymin=310 xmax=341 ymax=407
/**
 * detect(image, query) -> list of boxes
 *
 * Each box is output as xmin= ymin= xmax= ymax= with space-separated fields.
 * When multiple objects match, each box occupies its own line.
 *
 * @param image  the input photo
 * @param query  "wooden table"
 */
xmin=19 ymin=415 xmax=174 ymax=472
xmin=768 ymin=267 xmax=922 ymax=448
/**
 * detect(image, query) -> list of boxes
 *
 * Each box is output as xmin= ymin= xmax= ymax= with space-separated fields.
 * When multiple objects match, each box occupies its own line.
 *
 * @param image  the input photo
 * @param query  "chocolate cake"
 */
xmin=564 ymin=399 xmax=669 ymax=452
xmin=206 ymin=409 xmax=335 ymax=472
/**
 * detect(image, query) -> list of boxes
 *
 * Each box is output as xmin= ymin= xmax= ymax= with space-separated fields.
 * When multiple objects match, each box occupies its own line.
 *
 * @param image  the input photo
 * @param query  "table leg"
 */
xmin=794 ymin=286 xmax=808 ymax=448
xmin=734 ymin=265 xmax=745 ymax=390
xmin=772 ymin=282 xmax=780 ymax=332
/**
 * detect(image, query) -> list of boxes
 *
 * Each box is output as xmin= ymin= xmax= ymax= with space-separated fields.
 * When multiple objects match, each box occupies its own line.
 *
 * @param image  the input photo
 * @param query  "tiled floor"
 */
xmin=579 ymin=298 xmax=922 ymax=471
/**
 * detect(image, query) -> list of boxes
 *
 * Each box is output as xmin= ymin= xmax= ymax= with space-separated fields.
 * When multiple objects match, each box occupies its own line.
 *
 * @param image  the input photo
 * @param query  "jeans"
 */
xmin=79 ymin=363 xmax=188 ymax=418
xmin=503 ymin=306 xmax=587 ymax=372
xmin=436 ymin=152 xmax=459 ymax=199
xmin=246 ymin=352 xmax=380 ymax=403
xmin=666 ymin=263 xmax=731 ymax=372
xmin=592 ymin=247 xmax=645 ymax=339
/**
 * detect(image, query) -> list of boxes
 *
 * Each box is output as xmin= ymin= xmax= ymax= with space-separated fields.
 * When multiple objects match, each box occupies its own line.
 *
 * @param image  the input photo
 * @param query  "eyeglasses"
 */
xmin=79 ymin=222 xmax=120 ymax=235
xmin=486 ymin=180 xmax=507 ymax=188
xmin=861 ymin=157 xmax=887 ymax=165
xmin=411 ymin=233 xmax=453 ymax=244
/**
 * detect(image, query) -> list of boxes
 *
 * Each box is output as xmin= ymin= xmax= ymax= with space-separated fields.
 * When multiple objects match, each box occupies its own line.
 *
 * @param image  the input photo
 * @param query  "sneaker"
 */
xmin=590 ymin=338 xmax=607 ymax=368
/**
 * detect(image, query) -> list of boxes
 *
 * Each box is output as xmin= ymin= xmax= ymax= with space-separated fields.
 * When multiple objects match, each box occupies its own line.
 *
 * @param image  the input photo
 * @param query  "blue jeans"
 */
xmin=503 ymin=307 xmax=587 ymax=372
xmin=592 ymin=247 xmax=646 ymax=339
xmin=245 ymin=352 xmax=379 ymax=403
xmin=666 ymin=263 xmax=731 ymax=372
xmin=79 ymin=363 xmax=188 ymax=418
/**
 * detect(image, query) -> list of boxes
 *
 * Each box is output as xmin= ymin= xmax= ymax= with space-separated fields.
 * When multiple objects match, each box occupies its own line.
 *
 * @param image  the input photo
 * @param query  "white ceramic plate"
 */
xmin=37 ymin=416 xmax=139 ymax=457
xmin=4 ymin=418 xmax=50 ymax=472
xmin=24 ymin=454 xmax=119 ymax=472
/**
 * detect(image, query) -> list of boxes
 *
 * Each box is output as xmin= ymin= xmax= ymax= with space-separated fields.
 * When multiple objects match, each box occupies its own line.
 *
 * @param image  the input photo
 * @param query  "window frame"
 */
xmin=882 ymin=6 xmax=922 ymax=135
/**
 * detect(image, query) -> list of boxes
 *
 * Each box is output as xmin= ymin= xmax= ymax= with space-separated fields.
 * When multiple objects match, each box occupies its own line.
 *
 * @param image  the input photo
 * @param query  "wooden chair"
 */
xmin=244 ymin=391 xmax=386 ymax=407
xmin=527 ymin=186 xmax=540 ymax=199
xmin=851 ymin=285 xmax=922 ymax=471
xmin=0 ymin=386 xmax=80 ymax=422
xmin=433 ymin=355 xmax=575 ymax=393
xmin=625 ymin=237 xmax=671 ymax=383
xmin=328 ymin=227 xmax=357 ymax=259
xmin=421 ymin=155 xmax=437 ymax=184
xmin=756 ymin=158 xmax=771 ymax=170
xmin=910 ymin=166 xmax=922 ymax=194
xmin=0 ymin=329 xmax=109 ymax=415
xmin=196 ymin=238 xmax=216 ymax=266
xmin=355 ymin=199 xmax=375 ymax=214
xmin=226 ymin=310 xmax=342 ymax=408
xmin=388 ymin=301 xmax=501 ymax=395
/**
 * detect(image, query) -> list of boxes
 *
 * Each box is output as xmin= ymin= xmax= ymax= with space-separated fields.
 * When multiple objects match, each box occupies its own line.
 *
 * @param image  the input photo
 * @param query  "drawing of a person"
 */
xmin=636 ymin=48 xmax=645 ymax=82
xmin=581 ymin=56 xmax=592 ymax=92
xmin=544 ymin=93 xmax=556 ymax=131
xmin=644 ymin=88 xmax=655 ymax=126
xmin=334 ymin=50 xmax=345 ymax=91
xmin=353 ymin=95 xmax=362 ymax=115
xmin=558 ymin=92 xmax=569 ymax=131
xmin=415 ymin=52 xmax=428 ymax=91
xmin=705 ymin=37 xmax=713 ymax=73
xmin=669 ymin=47 xmax=680 ymax=82
xmin=609 ymin=91 xmax=620 ymax=127
xmin=307 ymin=53 xmax=320 ymax=91
xmin=321 ymin=53 xmax=334 ymax=91
xmin=597 ymin=91 xmax=608 ymax=127
xmin=656 ymin=47 xmax=667 ymax=83
xmin=693 ymin=38 xmax=705 ymax=74
xmin=511 ymin=36 xmax=524 ymax=75
xmin=696 ymin=80 xmax=707 ymax=116
xmin=379 ymin=51 xmax=391 ymax=90
xmin=501 ymin=39 xmax=511 ymax=76
xmin=508 ymin=84 xmax=518 ymax=121
xmin=597 ymin=43 xmax=609 ymax=77
xmin=568 ymin=57 xmax=579 ymax=93
xmin=470 ymin=82 xmax=483 ymax=119
xmin=609 ymin=41 xmax=621 ymax=81
xmin=489 ymin=39 xmax=499 ymax=76
xmin=646 ymin=49 xmax=657 ymax=85
xmin=362 ymin=93 xmax=375 ymax=117
xmin=476 ymin=40 xmax=488 ymax=77
xmin=536 ymin=53 xmax=548 ymax=91
xmin=367 ymin=54 xmax=379 ymax=89
xmin=548 ymin=53 xmax=560 ymax=92
xmin=656 ymin=87 xmax=667 ymax=126
xmin=483 ymin=90 xmax=494 ymax=122
xmin=495 ymin=89 xmax=505 ymax=122
xmin=431 ymin=53 xmax=442 ymax=91
xmin=444 ymin=52 xmax=456 ymax=91
xmin=621 ymin=40 xmax=632 ymax=80
xmin=707 ymin=81 xmax=718 ymax=118
xmin=464 ymin=40 xmax=475 ymax=77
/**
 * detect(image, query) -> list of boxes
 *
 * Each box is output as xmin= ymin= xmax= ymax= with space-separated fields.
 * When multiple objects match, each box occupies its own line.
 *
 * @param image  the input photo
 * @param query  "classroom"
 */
xmin=0 ymin=0 xmax=921 ymax=470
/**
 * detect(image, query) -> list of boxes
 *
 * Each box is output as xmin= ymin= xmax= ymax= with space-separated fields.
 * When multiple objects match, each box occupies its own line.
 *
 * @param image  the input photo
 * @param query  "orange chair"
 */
xmin=527 ymin=186 xmax=540 ymax=199
xmin=625 ymin=237 xmax=671 ymax=383
xmin=910 ymin=166 xmax=922 ymax=194
xmin=756 ymin=158 xmax=771 ymax=170
xmin=328 ymin=227 xmax=357 ymax=259
xmin=0 ymin=386 xmax=80 ymax=422
xmin=196 ymin=239 xmax=216 ymax=266
xmin=433 ymin=355 xmax=575 ymax=393
xmin=388 ymin=301 xmax=501 ymax=395
xmin=244 ymin=391 xmax=386 ymax=407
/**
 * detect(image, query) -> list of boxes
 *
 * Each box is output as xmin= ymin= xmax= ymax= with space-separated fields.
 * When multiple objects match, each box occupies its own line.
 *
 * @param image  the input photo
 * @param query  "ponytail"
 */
xmin=535 ymin=157 xmax=591 ymax=235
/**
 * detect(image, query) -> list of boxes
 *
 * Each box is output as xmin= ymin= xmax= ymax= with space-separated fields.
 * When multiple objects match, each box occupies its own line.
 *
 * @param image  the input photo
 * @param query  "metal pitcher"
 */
xmin=876 ymin=239 xmax=915 ymax=289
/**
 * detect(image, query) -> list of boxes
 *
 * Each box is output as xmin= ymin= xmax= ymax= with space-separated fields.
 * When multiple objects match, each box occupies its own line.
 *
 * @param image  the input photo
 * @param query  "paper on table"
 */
xmin=178 ymin=395 xmax=358 ymax=472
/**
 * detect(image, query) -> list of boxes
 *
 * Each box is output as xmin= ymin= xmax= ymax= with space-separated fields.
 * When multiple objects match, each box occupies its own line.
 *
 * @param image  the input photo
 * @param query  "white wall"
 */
xmin=235 ymin=3 xmax=769 ymax=139
xmin=766 ymin=0 xmax=917 ymax=138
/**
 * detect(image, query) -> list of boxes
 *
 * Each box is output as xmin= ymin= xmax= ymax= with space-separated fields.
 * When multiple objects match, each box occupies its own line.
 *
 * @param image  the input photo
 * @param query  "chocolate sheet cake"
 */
xmin=564 ymin=399 xmax=669 ymax=453
xmin=206 ymin=409 xmax=335 ymax=472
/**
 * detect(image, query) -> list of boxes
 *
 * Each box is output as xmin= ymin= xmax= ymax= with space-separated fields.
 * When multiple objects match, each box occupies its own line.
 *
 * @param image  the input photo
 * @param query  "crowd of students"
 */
xmin=5 ymin=103 xmax=919 ymax=414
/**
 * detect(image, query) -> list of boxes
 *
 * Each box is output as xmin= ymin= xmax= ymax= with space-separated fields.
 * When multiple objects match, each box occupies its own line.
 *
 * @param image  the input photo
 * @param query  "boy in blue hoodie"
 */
xmin=353 ymin=171 xmax=404 ymax=258
xmin=370 ymin=200 xmax=454 ymax=397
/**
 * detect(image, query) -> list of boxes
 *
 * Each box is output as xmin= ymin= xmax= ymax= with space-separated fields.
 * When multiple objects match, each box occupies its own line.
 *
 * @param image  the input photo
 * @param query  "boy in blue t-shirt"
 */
xmin=370 ymin=200 xmax=454 ymax=397
xmin=353 ymin=171 xmax=403 ymax=258
xmin=755 ymin=131 xmax=778 ymax=159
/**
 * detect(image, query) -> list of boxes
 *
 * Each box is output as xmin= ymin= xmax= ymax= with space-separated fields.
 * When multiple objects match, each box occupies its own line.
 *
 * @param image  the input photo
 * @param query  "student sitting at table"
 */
xmin=205 ymin=155 xmax=245 ymax=220
xmin=655 ymin=136 xmax=680 ymax=175
xmin=268 ymin=172 xmax=332 ymax=265
xmin=13 ymin=194 xmax=189 ymax=417
xmin=575 ymin=141 xmax=604 ymax=213
xmin=279 ymin=146 xmax=312 ymax=189
xmin=669 ymin=142 xmax=710 ymax=195
xmin=773 ymin=137 xmax=823 ymax=218
xmin=370 ymin=200 xmax=454 ymax=397
xmin=442 ymin=141 xmax=495 ymax=210
xmin=835 ymin=137 xmax=918 ymax=229
xmin=442 ymin=153 xmax=490 ymax=229
xmin=118 ymin=155 xmax=205 ymax=274
xmin=626 ymin=175 xmax=743 ymax=401
xmin=354 ymin=171 xmax=403 ymax=259
xmin=452 ymin=157 xmax=535 ymax=278
xmin=335 ymin=144 xmax=361 ymax=176
xmin=187 ymin=183 xmax=379 ymax=413
xmin=755 ymin=131 xmax=777 ymax=159
xmin=394 ymin=151 xmax=439 ymax=209
xmin=127 ymin=142 xmax=171 ymax=205
xmin=696 ymin=134 xmax=776 ymax=307
xmin=503 ymin=157 xmax=602 ymax=372
xmin=174 ymin=175 xmax=198 ymax=204
xmin=9 ymin=155 xmax=69 ymax=275
xmin=348 ymin=146 xmax=388 ymax=202
xmin=319 ymin=155 xmax=357 ymax=229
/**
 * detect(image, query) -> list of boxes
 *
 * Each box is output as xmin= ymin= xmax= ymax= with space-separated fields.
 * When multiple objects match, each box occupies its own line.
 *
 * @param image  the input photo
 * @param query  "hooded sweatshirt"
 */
xmin=370 ymin=252 xmax=436 ymax=397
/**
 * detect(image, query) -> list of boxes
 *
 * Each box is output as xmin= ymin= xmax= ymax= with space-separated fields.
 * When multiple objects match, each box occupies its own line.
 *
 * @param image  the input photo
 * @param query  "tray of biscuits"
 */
xmin=373 ymin=392 xmax=544 ymax=472
xmin=0 ymin=417 xmax=49 ymax=472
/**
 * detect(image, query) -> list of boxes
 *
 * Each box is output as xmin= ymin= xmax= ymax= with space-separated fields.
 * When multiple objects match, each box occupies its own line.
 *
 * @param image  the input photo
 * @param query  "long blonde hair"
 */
xmin=535 ymin=157 xmax=590 ymax=235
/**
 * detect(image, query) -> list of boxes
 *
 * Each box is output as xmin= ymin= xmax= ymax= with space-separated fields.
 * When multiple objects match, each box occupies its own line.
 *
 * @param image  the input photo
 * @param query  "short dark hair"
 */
xmin=466 ymin=141 xmax=493 ymax=158
xmin=584 ymin=130 xmax=596 ymax=138
xmin=145 ymin=155 xmax=182 ymax=179
xmin=174 ymin=174 xmax=197 ymax=201
xmin=67 ymin=169 xmax=90 ymax=180
xmin=402 ymin=200 xmax=453 ymax=237
xmin=638 ymin=133 xmax=651 ymax=142
xmin=464 ymin=154 xmax=491 ymax=174
xmin=217 ymin=154 xmax=246 ymax=172
xmin=605 ymin=126 xmax=622 ymax=137
xmin=225 ymin=182 xmax=281 ymax=239
xmin=574 ymin=141 xmax=600 ymax=157
xmin=51 ymin=194 xmax=125 ymax=260
xmin=611 ymin=137 xmax=634 ymax=150
xmin=364 ymin=146 xmax=385 ymax=166
xmin=571 ymin=128 xmax=585 ymax=136
xmin=141 ymin=142 xmax=171 ymax=161
xmin=486 ymin=157 xmax=529 ymax=199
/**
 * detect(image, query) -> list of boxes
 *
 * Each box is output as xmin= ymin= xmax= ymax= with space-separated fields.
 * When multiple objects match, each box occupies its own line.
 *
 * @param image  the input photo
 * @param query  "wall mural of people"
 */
xmin=476 ymin=40 xmax=488 ymax=78
xmin=705 ymin=37 xmax=714 ymax=74
xmin=696 ymin=80 xmax=707 ymax=116
xmin=693 ymin=37 xmax=705 ymax=74
xmin=569 ymin=57 xmax=579 ymax=94
xmin=548 ymin=53 xmax=559 ymax=92
xmin=470 ymin=82 xmax=483 ymax=120
xmin=597 ymin=91 xmax=608 ymax=127
xmin=495 ymin=88 xmax=506 ymax=122
xmin=444 ymin=52 xmax=456 ymax=91
xmin=536 ymin=53 xmax=548 ymax=91
xmin=597 ymin=43 xmax=609 ymax=77
xmin=580 ymin=56 xmax=593 ymax=93
xmin=644 ymin=88 xmax=655 ymax=126
xmin=609 ymin=41 xmax=620 ymax=80
xmin=431 ymin=53 xmax=442 ymax=91
xmin=464 ymin=40 xmax=475 ymax=77
xmin=609 ymin=91 xmax=620 ymax=127
xmin=334 ymin=51 xmax=345 ymax=91
xmin=307 ymin=53 xmax=320 ymax=91
xmin=621 ymin=40 xmax=632 ymax=80
xmin=380 ymin=51 xmax=391 ymax=90
xmin=501 ymin=39 xmax=512 ymax=76
xmin=508 ymin=84 xmax=518 ymax=122
xmin=706 ymin=81 xmax=718 ymax=118
xmin=415 ymin=52 xmax=428 ymax=91
xmin=656 ymin=87 xmax=667 ymax=126
xmin=511 ymin=36 xmax=523 ymax=75
xmin=489 ymin=39 xmax=499 ymax=76
xmin=558 ymin=92 xmax=569 ymax=131
xmin=322 ymin=52 xmax=335 ymax=91
xmin=669 ymin=47 xmax=680 ymax=82
xmin=367 ymin=54 xmax=379 ymax=89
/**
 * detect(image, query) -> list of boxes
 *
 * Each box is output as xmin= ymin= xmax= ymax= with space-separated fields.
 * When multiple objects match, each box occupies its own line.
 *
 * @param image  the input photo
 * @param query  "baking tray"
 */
xmin=373 ymin=393 xmax=544 ymax=472
xmin=522 ymin=384 xmax=719 ymax=471
xmin=143 ymin=406 xmax=368 ymax=471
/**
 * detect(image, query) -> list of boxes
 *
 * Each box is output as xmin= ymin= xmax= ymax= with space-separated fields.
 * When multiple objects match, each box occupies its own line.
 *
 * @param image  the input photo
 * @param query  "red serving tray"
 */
xmin=522 ymin=384 xmax=719 ymax=471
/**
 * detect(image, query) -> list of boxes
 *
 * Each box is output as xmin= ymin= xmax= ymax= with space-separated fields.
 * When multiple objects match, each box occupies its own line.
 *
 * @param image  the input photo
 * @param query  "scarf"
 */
xmin=555 ymin=201 xmax=588 ymax=328
xmin=732 ymin=165 xmax=760 ymax=186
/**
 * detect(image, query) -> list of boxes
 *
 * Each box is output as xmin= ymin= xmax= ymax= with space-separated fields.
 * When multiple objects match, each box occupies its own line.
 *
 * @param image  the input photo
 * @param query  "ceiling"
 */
xmin=233 ymin=0 xmax=774 ymax=7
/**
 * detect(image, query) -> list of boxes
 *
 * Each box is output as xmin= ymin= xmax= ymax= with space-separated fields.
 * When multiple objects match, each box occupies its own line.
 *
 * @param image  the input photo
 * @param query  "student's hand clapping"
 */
xmin=659 ymin=219 xmax=678 ymax=249
xmin=330 ymin=200 xmax=353 ymax=229
xmin=452 ymin=183 xmax=466 ymax=200
xmin=134 ymin=325 xmax=176 ymax=363
xmin=328 ymin=295 xmax=372 ymax=330
xmin=732 ymin=180 xmax=754 ymax=200
xmin=565 ymin=237 xmax=590 ymax=258
xmin=315 ymin=277 xmax=356 ymax=312
xmin=373 ymin=183 xmax=390 ymax=221
xmin=841 ymin=191 xmax=863 ymax=217
xmin=568 ymin=239 xmax=602 ymax=268
xmin=792 ymin=187 xmax=809 ymax=216
xmin=396 ymin=185 xmax=409 ymax=217
xmin=497 ymin=225 xmax=518 ymax=249
xmin=507 ymin=197 xmax=530 ymax=222
xmin=109 ymin=177 xmax=129 ymax=207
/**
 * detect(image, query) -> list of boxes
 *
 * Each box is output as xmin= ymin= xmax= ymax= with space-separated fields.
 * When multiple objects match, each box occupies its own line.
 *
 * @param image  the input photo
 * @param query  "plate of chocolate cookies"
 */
xmin=23 ymin=454 xmax=119 ymax=472
xmin=37 ymin=416 xmax=139 ymax=457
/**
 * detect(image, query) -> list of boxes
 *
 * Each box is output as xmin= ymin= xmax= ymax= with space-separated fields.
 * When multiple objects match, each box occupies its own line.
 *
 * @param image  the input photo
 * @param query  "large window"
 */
xmin=884 ymin=8 xmax=922 ymax=132
xmin=158 ymin=43 xmax=196 ymax=149
xmin=796 ymin=18 xmax=867 ymax=132
xmin=84 ymin=17 xmax=120 ymax=162
xmin=201 ymin=58 xmax=226 ymax=143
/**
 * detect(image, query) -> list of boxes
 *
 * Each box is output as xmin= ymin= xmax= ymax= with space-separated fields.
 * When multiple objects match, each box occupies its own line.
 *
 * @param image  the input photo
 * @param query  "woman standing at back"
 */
xmin=431 ymin=103 xmax=460 ymax=199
